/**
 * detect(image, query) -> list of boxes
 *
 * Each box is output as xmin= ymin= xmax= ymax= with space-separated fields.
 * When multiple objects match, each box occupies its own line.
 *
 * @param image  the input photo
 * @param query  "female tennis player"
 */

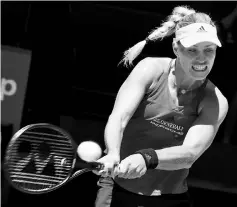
xmin=94 ymin=5 xmax=229 ymax=207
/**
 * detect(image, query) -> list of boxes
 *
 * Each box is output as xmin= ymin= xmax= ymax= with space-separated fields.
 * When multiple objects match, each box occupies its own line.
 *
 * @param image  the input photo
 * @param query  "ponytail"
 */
xmin=119 ymin=5 xmax=196 ymax=67
xmin=118 ymin=39 xmax=148 ymax=67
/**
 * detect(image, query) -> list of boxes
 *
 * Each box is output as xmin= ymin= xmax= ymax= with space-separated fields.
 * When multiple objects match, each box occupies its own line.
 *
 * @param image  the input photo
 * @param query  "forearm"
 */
xmin=104 ymin=115 xmax=124 ymax=156
xmin=155 ymin=145 xmax=194 ymax=171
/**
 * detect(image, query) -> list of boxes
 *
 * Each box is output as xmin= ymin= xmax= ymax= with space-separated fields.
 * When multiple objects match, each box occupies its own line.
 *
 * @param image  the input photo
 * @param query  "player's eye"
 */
xmin=188 ymin=49 xmax=197 ymax=53
xmin=205 ymin=49 xmax=214 ymax=53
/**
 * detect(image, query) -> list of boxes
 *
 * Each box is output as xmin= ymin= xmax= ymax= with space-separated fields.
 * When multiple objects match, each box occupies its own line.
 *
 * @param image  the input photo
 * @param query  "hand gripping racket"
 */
xmin=3 ymin=123 xmax=104 ymax=194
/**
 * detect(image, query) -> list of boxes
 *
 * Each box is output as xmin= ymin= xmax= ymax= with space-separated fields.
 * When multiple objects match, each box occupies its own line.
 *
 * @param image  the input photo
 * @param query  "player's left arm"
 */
xmin=155 ymin=85 xmax=229 ymax=170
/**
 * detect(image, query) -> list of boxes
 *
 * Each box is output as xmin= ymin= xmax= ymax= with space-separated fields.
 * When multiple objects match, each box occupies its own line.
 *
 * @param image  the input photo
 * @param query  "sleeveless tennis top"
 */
xmin=114 ymin=58 xmax=208 ymax=196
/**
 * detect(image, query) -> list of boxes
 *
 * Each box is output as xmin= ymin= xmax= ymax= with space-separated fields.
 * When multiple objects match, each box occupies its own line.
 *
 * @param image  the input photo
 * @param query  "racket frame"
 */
xmin=3 ymin=123 xmax=79 ymax=194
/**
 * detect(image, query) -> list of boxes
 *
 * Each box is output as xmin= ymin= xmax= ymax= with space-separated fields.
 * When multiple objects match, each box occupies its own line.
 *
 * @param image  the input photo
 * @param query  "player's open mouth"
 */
xmin=192 ymin=65 xmax=207 ymax=72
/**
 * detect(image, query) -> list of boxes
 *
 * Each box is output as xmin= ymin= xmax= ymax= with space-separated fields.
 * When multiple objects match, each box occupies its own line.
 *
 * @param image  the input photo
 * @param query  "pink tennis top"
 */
xmin=114 ymin=58 xmax=208 ymax=196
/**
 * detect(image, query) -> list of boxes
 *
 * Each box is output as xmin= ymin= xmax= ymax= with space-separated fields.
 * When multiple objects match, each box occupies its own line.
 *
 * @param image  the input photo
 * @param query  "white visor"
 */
xmin=175 ymin=23 xmax=222 ymax=48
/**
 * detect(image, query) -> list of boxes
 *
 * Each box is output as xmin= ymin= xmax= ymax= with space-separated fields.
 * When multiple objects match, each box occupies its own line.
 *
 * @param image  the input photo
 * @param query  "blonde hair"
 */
xmin=119 ymin=5 xmax=216 ymax=67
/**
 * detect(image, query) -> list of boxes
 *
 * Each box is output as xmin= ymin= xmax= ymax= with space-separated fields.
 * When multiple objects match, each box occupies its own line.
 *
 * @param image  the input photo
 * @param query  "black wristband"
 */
xmin=135 ymin=148 xmax=159 ymax=169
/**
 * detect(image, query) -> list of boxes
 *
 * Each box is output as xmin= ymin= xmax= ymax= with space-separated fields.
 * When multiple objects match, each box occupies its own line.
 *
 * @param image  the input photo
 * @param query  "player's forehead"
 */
xmin=190 ymin=42 xmax=216 ymax=48
xmin=179 ymin=41 xmax=217 ymax=49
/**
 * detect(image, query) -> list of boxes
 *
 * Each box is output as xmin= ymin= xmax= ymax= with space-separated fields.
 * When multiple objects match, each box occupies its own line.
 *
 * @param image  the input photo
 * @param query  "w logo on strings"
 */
xmin=13 ymin=141 xmax=66 ymax=177
xmin=197 ymin=26 xmax=206 ymax=32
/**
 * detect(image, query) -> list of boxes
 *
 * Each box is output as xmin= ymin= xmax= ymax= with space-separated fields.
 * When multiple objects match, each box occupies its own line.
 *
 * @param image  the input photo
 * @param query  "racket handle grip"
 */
xmin=87 ymin=161 xmax=104 ymax=170
xmin=76 ymin=161 xmax=104 ymax=170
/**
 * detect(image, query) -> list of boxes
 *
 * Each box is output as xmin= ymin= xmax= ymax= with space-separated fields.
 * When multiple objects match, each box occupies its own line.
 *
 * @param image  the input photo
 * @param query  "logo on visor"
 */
xmin=197 ymin=26 xmax=206 ymax=32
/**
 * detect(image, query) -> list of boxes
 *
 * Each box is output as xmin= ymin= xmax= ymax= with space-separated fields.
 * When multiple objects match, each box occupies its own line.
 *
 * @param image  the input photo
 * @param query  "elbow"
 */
xmin=185 ymin=157 xmax=195 ymax=169
xmin=184 ymin=148 xmax=198 ymax=169
xmin=182 ymin=155 xmax=195 ymax=169
xmin=188 ymin=142 xmax=214 ymax=168
xmin=186 ymin=147 xmax=207 ymax=169
xmin=183 ymin=141 xmax=213 ymax=169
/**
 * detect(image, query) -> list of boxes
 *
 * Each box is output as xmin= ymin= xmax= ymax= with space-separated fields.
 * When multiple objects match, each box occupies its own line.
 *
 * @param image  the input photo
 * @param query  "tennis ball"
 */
xmin=77 ymin=141 xmax=102 ymax=162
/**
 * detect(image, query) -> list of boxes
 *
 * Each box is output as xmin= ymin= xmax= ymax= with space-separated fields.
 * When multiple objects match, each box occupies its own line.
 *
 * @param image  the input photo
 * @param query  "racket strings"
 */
xmin=6 ymin=127 xmax=75 ymax=192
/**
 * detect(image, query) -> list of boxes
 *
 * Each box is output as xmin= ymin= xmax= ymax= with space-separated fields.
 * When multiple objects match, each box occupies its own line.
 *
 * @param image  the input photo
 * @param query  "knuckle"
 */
xmin=131 ymin=164 xmax=137 ymax=169
xmin=118 ymin=172 xmax=126 ymax=178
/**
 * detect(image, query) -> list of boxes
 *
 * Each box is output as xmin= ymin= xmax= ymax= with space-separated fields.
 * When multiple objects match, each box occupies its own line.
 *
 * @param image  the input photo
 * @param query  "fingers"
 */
xmin=116 ymin=163 xmax=129 ymax=179
xmin=114 ymin=162 xmax=133 ymax=179
xmin=114 ymin=163 xmax=145 ymax=179
xmin=121 ymin=168 xmax=140 ymax=179
xmin=92 ymin=170 xmax=101 ymax=176
xmin=111 ymin=166 xmax=119 ymax=178
xmin=92 ymin=162 xmax=119 ymax=178
xmin=92 ymin=154 xmax=147 ymax=179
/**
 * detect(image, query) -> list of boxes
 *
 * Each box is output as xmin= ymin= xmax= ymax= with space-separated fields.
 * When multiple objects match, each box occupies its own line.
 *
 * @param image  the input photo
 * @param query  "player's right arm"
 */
xmin=104 ymin=57 xmax=165 ymax=157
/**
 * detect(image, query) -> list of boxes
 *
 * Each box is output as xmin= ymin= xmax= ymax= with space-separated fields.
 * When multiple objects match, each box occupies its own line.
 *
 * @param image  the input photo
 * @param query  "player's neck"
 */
xmin=174 ymin=59 xmax=203 ymax=91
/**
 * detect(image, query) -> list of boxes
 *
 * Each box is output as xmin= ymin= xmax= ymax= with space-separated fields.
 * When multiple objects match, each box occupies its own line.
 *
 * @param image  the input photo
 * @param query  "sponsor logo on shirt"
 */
xmin=150 ymin=118 xmax=184 ymax=136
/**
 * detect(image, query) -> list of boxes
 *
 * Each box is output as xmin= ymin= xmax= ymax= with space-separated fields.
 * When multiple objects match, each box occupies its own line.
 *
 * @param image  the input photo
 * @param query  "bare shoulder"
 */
xmin=133 ymin=57 xmax=171 ymax=74
xmin=143 ymin=57 xmax=172 ymax=72
xmin=205 ymin=80 xmax=228 ymax=105
xmin=133 ymin=57 xmax=172 ymax=91
xmin=200 ymin=80 xmax=229 ymax=124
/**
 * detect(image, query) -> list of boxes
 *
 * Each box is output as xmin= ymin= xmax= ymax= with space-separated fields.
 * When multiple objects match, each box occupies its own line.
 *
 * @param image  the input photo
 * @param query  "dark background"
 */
xmin=1 ymin=1 xmax=237 ymax=207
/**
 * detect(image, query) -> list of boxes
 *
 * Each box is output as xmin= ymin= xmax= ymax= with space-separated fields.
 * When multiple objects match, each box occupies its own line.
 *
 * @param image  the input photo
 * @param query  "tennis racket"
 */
xmin=3 ymin=123 xmax=104 ymax=194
